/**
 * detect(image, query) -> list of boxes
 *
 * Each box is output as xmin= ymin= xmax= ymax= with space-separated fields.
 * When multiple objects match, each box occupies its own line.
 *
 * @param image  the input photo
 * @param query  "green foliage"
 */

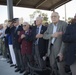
xmin=29 ymin=10 xmax=48 ymax=22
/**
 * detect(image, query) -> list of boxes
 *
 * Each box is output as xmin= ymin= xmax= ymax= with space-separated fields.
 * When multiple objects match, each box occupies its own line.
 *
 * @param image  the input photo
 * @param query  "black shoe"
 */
xmin=7 ymin=61 xmax=12 ymax=64
xmin=15 ymin=68 xmax=20 ymax=72
xmin=7 ymin=61 xmax=10 ymax=63
xmin=68 ymin=72 xmax=72 ymax=75
xmin=23 ymin=72 xmax=30 ymax=75
xmin=10 ymin=64 xmax=16 ymax=67
xmin=52 ymin=71 xmax=55 ymax=75
xmin=19 ymin=70 xmax=25 ymax=73
xmin=0 ymin=53 xmax=2 ymax=55
xmin=15 ymin=65 xmax=18 ymax=68
xmin=10 ymin=62 xmax=13 ymax=64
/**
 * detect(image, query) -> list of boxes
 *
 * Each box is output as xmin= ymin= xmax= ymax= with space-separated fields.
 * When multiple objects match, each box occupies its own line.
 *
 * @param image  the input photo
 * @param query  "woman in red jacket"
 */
xmin=18 ymin=22 xmax=32 ymax=75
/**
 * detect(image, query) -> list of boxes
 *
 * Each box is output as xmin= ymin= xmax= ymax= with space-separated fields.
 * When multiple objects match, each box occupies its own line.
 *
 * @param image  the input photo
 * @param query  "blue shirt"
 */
xmin=7 ymin=34 xmax=12 ymax=45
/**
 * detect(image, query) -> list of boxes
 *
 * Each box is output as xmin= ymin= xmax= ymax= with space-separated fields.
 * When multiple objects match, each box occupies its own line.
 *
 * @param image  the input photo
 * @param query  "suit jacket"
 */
xmin=30 ymin=25 xmax=48 ymax=58
xmin=62 ymin=23 xmax=76 ymax=65
xmin=18 ymin=30 xmax=32 ymax=55
xmin=5 ymin=26 xmax=15 ymax=45
xmin=43 ymin=20 xmax=68 ymax=58
xmin=13 ymin=25 xmax=23 ymax=49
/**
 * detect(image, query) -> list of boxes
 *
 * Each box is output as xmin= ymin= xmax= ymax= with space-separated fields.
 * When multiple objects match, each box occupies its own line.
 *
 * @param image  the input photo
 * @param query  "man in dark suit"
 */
xmin=30 ymin=16 xmax=48 ymax=69
xmin=12 ymin=18 xmax=23 ymax=73
xmin=62 ymin=16 xmax=76 ymax=75
xmin=5 ymin=19 xmax=16 ymax=66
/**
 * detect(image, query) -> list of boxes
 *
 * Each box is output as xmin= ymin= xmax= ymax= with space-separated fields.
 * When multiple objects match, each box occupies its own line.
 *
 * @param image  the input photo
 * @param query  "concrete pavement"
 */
xmin=0 ymin=56 xmax=23 ymax=75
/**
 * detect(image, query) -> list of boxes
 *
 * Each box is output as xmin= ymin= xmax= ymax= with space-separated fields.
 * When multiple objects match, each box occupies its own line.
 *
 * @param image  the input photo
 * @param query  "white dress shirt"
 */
xmin=15 ymin=25 xmax=19 ymax=30
xmin=51 ymin=24 xmax=57 ymax=44
xmin=37 ymin=25 xmax=42 ymax=34
xmin=36 ymin=25 xmax=42 ymax=44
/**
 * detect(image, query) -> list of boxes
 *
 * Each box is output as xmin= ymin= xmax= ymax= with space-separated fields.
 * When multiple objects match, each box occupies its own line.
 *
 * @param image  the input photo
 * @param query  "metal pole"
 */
xmin=64 ymin=4 xmax=66 ymax=21
xmin=7 ymin=0 xmax=13 ymax=20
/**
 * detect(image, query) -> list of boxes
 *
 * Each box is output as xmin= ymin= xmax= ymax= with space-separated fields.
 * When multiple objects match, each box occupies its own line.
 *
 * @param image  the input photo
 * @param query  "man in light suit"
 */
xmin=43 ymin=12 xmax=68 ymax=75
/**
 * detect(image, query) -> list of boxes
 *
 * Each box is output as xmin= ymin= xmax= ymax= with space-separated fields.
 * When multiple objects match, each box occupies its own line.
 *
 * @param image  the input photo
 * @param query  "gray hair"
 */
xmin=23 ymin=22 xmax=30 ymax=26
xmin=36 ymin=16 xmax=43 ymax=21
xmin=51 ymin=11 xmax=60 ymax=17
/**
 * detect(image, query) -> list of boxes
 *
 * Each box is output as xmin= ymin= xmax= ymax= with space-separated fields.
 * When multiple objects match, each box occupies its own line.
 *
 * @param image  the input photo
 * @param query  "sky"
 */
xmin=0 ymin=0 xmax=76 ymax=24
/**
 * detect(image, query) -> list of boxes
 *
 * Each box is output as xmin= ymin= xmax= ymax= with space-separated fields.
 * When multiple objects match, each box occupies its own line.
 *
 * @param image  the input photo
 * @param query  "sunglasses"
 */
xmin=23 ymin=25 xmax=26 ymax=26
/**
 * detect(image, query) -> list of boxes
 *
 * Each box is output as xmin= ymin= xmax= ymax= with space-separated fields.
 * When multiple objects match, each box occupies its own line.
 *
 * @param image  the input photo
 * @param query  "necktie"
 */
xmin=16 ymin=27 xmax=18 ymax=31
xmin=36 ymin=27 xmax=39 ymax=34
xmin=15 ymin=27 xmax=17 ymax=33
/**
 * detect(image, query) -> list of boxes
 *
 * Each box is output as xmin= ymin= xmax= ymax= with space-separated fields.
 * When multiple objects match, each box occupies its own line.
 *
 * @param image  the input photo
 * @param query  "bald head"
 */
xmin=36 ymin=16 xmax=43 ymax=26
xmin=36 ymin=16 xmax=43 ymax=20
xmin=51 ymin=12 xmax=59 ymax=17
xmin=51 ymin=12 xmax=60 ymax=24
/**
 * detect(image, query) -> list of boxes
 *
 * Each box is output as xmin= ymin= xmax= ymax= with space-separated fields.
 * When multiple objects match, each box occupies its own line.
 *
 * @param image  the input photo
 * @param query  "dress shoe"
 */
xmin=7 ymin=61 xmax=12 ymax=64
xmin=9 ymin=61 xmax=13 ymax=64
xmin=15 ymin=65 xmax=18 ymax=68
xmin=0 ymin=53 xmax=2 ymax=55
xmin=15 ymin=68 xmax=20 ymax=72
xmin=23 ymin=71 xmax=30 ymax=75
xmin=68 ymin=72 xmax=72 ymax=75
xmin=19 ymin=69 xmax=25 ymax=73
xmin=10 ymin=64 xmax=16 ymax=67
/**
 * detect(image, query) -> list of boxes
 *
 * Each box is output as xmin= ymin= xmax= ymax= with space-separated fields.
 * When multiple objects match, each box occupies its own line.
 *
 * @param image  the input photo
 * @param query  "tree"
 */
xmin=29 ymin=10 xmax=48 ymax=24
xmin=67 ymin=17 xmax=73 ymax=24
xmin=42 ymin=13 xmax=48 ymax=22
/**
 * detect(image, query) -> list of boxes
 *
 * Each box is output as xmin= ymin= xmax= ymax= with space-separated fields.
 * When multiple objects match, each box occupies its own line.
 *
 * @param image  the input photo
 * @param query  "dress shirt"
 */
xmin=37 ymin=25 xmax=42 ymax=34
xmin=36 ymin=25 xmax=42 ymax=44
xmin=15 ymin=25 xmax=19 ymax=30
xmin=51 ymin=24 xmax=57 ymax=44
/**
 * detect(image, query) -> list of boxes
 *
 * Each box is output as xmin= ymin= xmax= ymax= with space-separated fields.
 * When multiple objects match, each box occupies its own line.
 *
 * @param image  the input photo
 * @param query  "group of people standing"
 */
xmin=0 ymin=11 xmax=76 ymax=75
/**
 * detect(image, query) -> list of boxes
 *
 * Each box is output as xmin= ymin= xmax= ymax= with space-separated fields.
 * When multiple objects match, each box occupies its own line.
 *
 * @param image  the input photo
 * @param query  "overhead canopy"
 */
xmin=0 ymin=0 xmax=71 ymax=10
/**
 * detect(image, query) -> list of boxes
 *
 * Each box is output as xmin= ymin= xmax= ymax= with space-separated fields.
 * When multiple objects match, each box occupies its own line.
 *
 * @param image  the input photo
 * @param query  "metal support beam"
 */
xmin=35 ymin=0 xmax=47 ymax=8
xmin=7 ymin=0 xmax=13 ymax=20
xmin=49 ymin=0 xmax=71 ymax=10
xmin=16 ymin=0 xmax=22 ymax=6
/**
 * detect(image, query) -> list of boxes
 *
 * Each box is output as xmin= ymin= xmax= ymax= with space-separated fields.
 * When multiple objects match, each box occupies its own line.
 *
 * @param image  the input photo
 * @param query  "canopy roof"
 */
xmin=0 ymin=0 xmax=71 ymax=10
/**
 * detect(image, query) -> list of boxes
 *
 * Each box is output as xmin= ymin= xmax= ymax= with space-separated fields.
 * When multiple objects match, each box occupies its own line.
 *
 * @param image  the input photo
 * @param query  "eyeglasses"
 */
xmin=23 ymin=25 xmax=26 ymax=26
xmin=14 ymin=22 xmax=17 ymax=23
